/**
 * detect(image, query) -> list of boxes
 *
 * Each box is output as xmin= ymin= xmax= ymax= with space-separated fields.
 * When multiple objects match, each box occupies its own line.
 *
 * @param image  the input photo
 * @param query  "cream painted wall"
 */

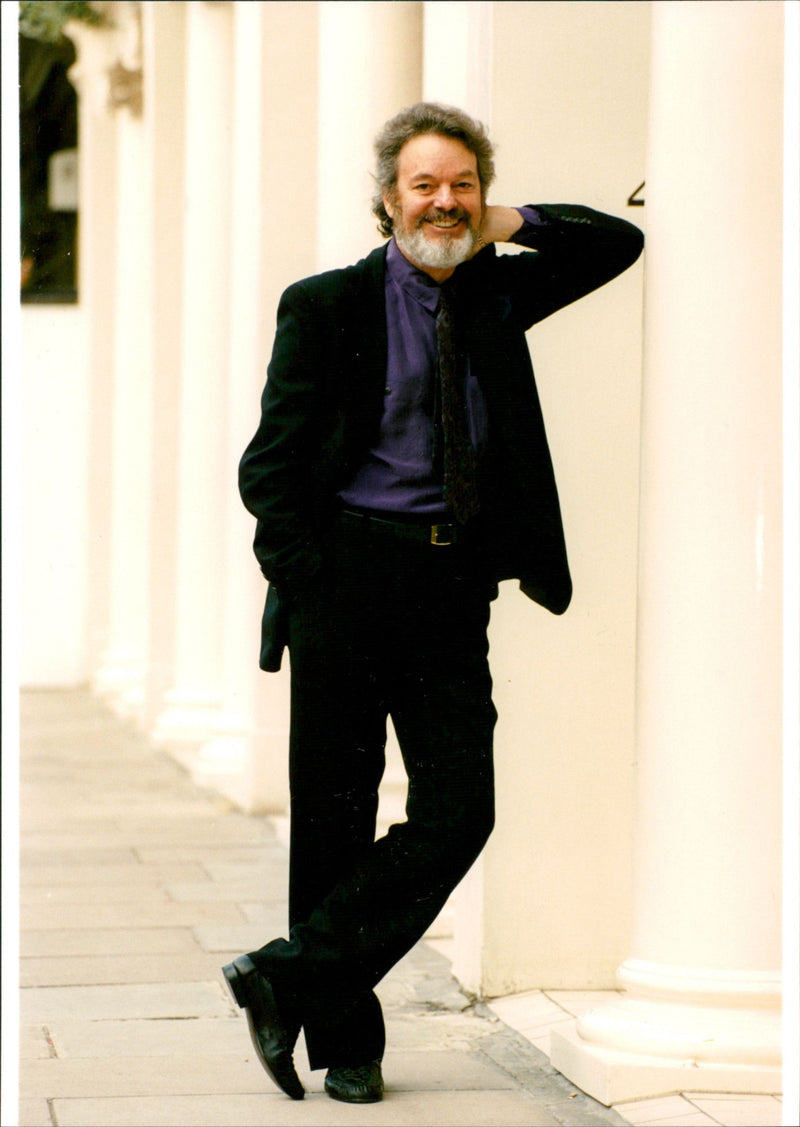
xmin=454 ymin=0 xmax=650 ymax=994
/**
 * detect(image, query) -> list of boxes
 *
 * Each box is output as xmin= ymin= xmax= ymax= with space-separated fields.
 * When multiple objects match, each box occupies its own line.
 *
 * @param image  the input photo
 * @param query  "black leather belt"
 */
xmin=338 ymin=508 xmax=460 ymax=546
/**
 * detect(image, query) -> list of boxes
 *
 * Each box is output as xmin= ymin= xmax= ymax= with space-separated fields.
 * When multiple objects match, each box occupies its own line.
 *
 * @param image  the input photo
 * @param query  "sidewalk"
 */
xmin=17 ymin=689 xmax=782 ymax=1127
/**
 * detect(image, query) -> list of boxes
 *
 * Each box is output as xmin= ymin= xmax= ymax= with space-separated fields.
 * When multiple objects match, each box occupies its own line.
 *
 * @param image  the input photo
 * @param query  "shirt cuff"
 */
xmin=511 ymin=205 xmax=547 ymax=248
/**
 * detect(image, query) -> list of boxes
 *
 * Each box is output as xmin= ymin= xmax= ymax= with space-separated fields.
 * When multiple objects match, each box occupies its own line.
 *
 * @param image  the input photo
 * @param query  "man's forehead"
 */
xmin=397 ymin=133 xmax=478 ymax=178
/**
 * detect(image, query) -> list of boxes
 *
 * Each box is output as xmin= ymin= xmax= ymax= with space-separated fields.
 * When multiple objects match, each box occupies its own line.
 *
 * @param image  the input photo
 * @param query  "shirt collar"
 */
xmin=386 ymin=237 xmax=441 ymax=314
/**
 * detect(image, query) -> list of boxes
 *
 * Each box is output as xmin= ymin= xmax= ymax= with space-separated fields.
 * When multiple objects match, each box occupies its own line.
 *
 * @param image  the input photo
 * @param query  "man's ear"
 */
xmin=382 ymin=192 xmax=396 ymax=220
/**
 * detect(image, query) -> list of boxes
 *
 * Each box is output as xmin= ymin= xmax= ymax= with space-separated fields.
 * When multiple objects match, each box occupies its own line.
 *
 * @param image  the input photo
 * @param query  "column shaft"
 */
xmin=316 ymin=1 xmax=422 ymax=271
xmin=152 ymin=0 xmax=232 ymax=750
xmin=92 ymin=4 xmax=153 ymax=718
xmin=142 ymin=0 xmax=186 ymax=731
xmin=64 ymin=23 xmax=118 ymax=681
xmin=551 ymin=1 xmax=784 ymax=1101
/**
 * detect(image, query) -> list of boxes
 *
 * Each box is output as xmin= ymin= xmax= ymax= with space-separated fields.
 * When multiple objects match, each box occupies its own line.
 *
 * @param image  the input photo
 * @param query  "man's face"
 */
xmin=383 ymin=133 xmax=484 ymax=278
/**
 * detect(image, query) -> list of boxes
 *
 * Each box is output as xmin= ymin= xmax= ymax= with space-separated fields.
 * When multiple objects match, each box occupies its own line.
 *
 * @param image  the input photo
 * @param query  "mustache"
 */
xmin=417 ymin=208 xmax=472 ymax=226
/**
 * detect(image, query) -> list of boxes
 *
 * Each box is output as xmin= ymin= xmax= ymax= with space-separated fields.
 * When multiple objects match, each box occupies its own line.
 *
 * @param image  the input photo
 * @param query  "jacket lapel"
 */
xmin=346 ymin=245 xmax=389 ymax=450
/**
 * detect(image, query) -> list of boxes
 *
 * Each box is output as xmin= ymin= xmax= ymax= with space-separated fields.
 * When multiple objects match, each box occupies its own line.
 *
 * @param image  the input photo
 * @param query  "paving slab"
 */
xmin=165 ymin=878 xmax=287 ymax=902
xmin=20 ymin=981 xmax=232 ymax=1022
xmin=686 ymin=1094 xmax=784 ymax=1126
xmin=106 ymin=819 xmax=276 ymax=845
xmin=21 ymin=900 xmax=245 ymax=930
xmin=20 ymin=847 xmax=140 ymax=865
xmin=380 ymin=1048 xmax=517 ymax=1090
xmin=630 ymin=1113 xmax=716 ymax=1126
xmin=20 ymin=1054 xmax=293 ymax=1099
xmin=199 ymin=860 xmax=291 ymax=889
xmin=137 ymin=845 xmax=282 ymax=864
xmin=22 ymin=862 xmax=211 ymax=885
xmin=42 ymin=1017 xmax=252 ymax=1059
xmin=20 ymin=927 xmax=199 ymax=957
xmin=613 ymin=1094 xmax=705 ymax=1123
xmin=20 ymin=952 xmax=230 ymax=987
xmin=19 ymin=817 xmax=121 ymax=837
xmin=381 ymin=1011 xmax=509 ymax=1053
xmin=192 ymin=920 xmax=289 ymax=952
xmin=47 ymin=1089 xmax=559 ymax=1127
xmin=17 ymin=1097 xmax=52 ymax=1127
xmin=23 ymin=798 xmax=221 ymax=823
xmin=239 ymin=898 xmax=291 ymax=922
xmin=20 ymin=882 xmax=171 ymax=904
xmin=19 ymin=1025 xmax=52 ymax=1060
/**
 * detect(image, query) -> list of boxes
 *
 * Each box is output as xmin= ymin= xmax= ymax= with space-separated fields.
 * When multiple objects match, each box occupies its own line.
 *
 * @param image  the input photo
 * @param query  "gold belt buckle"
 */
xmin=430 ymin=524 xmax=455 ymax=546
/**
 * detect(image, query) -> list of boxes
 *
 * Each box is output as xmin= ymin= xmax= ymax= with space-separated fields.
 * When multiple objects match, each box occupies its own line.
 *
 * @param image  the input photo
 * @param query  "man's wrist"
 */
xmin=480 ymin=205 xmax=525 ymax=246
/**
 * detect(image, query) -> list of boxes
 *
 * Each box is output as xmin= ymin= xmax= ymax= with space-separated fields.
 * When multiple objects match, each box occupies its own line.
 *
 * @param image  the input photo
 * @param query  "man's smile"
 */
xmin=420 ymin=212 xmax=469 ymax=234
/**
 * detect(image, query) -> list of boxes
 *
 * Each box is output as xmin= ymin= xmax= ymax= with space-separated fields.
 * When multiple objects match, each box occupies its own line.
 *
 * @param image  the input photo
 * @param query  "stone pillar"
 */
xmin=152 ymin=0 xmax=232 ymax=754
xmin=63 ymin=20 xmax=118 ymax=682
xmin=184 ymin=0 xmax=320 ymax=811
xmin=551 ymin=1 xmax=784 ymax=1102
xmin=91 ymin=2 xmax=153 ymax=720
xmin=451 ymin=0 xmax=650 ymax=999
xmin=316 ymin=1 xmax=423 ymax=271
xmin=140 ymin=0 xmax=186 ymax=732
xmin=179 ymin=0 xmax=268 ymax=806
xmin=422 ymin=0 xmax=492 ymax=121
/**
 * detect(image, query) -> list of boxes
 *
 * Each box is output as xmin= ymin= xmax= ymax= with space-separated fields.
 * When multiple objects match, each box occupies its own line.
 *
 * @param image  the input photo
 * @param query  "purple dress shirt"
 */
xmin=338 ymin=207 xmax=542 ymax=516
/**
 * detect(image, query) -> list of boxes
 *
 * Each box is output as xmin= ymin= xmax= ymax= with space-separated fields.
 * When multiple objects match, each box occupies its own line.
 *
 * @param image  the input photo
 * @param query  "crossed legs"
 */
xmin=236 ymin=521 xmax=497 ymax=1086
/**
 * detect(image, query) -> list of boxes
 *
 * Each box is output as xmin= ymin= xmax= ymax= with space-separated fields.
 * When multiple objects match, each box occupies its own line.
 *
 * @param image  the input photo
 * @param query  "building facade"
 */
xmin=15 ymin=0 xmax=791 ymax=1104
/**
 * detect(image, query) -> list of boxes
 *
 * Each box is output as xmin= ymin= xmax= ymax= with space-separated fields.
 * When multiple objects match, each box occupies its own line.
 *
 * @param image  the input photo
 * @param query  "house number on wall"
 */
xmin=628 ymin=181 xmax=645 ymax=207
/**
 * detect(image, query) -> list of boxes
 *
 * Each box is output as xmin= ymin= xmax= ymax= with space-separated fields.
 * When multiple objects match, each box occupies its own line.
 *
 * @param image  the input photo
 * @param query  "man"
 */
xmin=225 ymin=102 xmax=643 ymax=1104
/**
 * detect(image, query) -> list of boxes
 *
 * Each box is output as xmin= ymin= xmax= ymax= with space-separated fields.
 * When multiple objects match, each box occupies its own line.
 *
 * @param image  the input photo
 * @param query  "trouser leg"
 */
xmin=285 ymin=585 xmax=388 ymax=1070
xmin=257 ymin=521 xmax=496 ymax=1068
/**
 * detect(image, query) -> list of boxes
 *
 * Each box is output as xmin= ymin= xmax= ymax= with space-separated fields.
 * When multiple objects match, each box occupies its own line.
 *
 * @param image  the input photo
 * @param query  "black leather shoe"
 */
xmin=222 ymin=955 xmax=304 ymax=1100
xmin=324 ymin=1060 xmax=384 ymax=1103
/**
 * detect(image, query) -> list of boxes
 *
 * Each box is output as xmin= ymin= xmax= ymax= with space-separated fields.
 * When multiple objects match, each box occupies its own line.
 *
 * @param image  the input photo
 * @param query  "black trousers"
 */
xmin=253 ymin=513 xmax=497 ymax=1071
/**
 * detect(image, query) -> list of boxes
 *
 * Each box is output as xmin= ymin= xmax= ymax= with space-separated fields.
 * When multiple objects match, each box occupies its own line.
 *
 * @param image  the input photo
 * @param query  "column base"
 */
xmin=550 ymin=991 xmax=782 ymax=1106
xmin=93 ymin=650 xmax=145 ymax=720
xmin=152 ymin=701 xmax=287 ymax=815
xmin=151 ymin=689 xmax=223 ymax=760
xmin=190 ymin=730 xmax=254 ymax=812
xmin=551 ymin=1021 xmax=781 ymax=1105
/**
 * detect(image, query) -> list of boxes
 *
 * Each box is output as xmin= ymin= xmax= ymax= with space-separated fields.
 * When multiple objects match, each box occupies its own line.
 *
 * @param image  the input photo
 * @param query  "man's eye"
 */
xmin=414 ymin=184 xmax=431 ymax=191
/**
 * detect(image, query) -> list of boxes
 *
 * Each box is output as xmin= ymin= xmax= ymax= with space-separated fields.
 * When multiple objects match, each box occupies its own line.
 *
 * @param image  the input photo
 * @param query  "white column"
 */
xmin=65 ymin=22 xmax=118 ymax=681
xmin=152 ymin=0 xmax=233 ymax=754
xmin=179 ymin=0 xmax=261 ymax=801
xmin=422 ymin=0 xmax=492 ymax=122
xmin=551 ymin=1 xmax=784 ymax=1102
xmin=91 ymin=3 xmax=154 ymax=720
xmin=185 ymin=0 xmax=296 ymax=810
xmin=452 ymin=0 xmax=650 ymax=999
xmin=317 ymin=1 xmax=423 ymax=271
xmin=140 ymin=0 xmax=186 ymax=731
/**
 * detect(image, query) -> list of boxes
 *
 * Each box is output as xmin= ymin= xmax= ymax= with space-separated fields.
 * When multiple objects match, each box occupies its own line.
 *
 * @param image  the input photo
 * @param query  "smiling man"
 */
xmin=226 ymin=102 xmax=643 ymax=1105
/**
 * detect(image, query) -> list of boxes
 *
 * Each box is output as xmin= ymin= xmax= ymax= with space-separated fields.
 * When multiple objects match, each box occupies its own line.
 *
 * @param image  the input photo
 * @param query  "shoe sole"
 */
xmin=222 ymin=957 xmax=305 ymax=1101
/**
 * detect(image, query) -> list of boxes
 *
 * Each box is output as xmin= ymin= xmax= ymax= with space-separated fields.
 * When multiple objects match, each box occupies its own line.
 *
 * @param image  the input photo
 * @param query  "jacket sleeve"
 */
xmin=238 ymin=280 xmax=327 ymax=598
xmin=501 ymin=203 xmax=644 ymax=329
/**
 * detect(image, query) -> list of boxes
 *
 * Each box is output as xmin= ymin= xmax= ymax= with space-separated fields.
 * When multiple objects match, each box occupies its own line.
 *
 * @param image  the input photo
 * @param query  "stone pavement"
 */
xmin=16 ymin=687 xmax=628 ymax=1127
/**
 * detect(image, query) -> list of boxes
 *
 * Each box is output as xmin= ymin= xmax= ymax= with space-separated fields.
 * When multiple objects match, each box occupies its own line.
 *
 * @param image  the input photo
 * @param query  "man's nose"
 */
xmin=433 ymin=185 xmax=456 ymax=210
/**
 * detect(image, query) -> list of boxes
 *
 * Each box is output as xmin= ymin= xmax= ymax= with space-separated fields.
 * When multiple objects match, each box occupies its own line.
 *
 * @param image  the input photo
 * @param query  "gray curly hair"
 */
xmin=372 ymin=102 xmax=496 ymax=238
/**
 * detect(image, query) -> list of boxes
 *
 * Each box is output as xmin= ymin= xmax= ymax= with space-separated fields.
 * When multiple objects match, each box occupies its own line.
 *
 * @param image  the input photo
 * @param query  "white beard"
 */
xmin=393 ymin=214 xmax=479 ymax=271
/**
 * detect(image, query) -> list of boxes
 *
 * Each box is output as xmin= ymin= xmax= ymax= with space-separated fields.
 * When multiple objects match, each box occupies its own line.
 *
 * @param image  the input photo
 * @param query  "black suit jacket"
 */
xmin=240 ymin=204 xmax=643 ymax=670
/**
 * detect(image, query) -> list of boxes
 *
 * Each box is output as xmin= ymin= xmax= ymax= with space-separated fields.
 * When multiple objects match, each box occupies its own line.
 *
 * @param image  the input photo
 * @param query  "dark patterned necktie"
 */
xmin=435 ymin=283 xmax=480 ymax=524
